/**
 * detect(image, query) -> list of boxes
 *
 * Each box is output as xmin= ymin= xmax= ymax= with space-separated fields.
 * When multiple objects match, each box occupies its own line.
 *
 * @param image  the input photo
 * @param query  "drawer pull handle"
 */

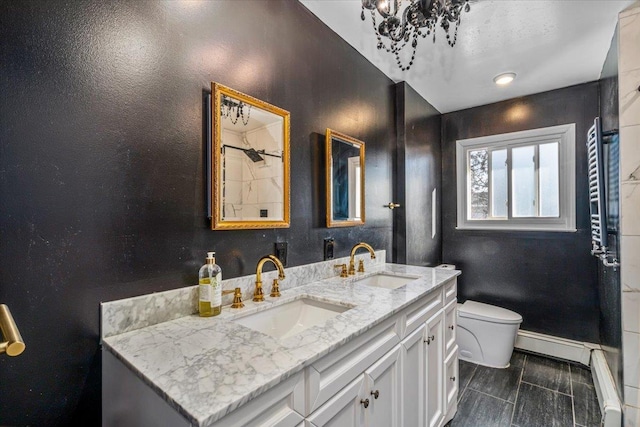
xmin=361 ymin=398 xmax=370 ymax=408
xmin=450 ymin=376 xmax=456 ymax=382
xmin=371 ymin=390 xmax=380 ymax=399
xmin=424 ymin=335 xmax=435 ymax=344
xmin=449 ymin=325 xmax=454 ymax=330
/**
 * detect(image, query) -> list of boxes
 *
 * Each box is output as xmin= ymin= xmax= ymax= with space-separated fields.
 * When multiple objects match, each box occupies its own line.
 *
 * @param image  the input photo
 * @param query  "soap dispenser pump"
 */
xmin=199 ymin=252 xmax=222 ymax=317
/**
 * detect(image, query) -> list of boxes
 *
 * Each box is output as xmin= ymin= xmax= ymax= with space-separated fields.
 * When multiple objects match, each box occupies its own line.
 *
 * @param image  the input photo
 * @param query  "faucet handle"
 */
xmin=270 ymin=279 xmax=281 ymax=298
xmin=358 ymin=259 xmax=365 ymax=273
xmin=231 ymin=288 xmax=244 ymax=308
xmin=334 ymin=264 xmax=348 ymax=278
xmin=223 ymin=288 xmax=245 ymax=308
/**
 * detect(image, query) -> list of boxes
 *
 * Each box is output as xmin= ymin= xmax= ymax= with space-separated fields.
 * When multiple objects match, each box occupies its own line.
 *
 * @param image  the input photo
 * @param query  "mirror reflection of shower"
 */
xmin=221 ymin=112 xmax=284 ymax=220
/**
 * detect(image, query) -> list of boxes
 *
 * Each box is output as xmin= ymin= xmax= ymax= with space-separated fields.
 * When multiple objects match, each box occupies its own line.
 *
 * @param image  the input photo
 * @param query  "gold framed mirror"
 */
xmin=325 ymin=129 xmax=365 ymax=228
xmin=211 ymin=82 xmax=290 ymax=230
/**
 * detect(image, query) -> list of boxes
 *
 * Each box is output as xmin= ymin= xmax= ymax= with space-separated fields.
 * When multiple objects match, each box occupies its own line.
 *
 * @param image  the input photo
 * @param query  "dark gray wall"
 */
xmin=442 ymin=83 xmax=601 ymax=342
xmin=394 ymin=82 xmax=442 ymax=265
xmin=0 ymin=1 xmax=397 ymax=425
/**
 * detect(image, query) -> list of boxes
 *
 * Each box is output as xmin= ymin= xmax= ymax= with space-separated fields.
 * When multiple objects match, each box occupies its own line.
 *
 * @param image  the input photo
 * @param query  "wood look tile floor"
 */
xmin=449 ymin=351 xmax=601 ymax=427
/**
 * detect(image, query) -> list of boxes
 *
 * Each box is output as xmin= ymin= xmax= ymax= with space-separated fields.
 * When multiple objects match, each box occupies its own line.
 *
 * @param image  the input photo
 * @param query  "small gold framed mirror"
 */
xmin=325 ymin=129 xmax=365 ymax=227
xmin=211 ymin=83 xmax=290 ymax=230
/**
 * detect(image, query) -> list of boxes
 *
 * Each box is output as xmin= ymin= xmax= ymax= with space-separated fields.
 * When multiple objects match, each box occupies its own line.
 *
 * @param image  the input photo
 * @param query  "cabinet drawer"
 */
xmin=405 ymin=289 xmax=442 ymax=337
xmin=444 ymin=347 xmax=459 ymax=412
xmin=306 ymin=316 xmax=402 ymax=414
xmin=444 ymin=299 xmax=457 ymax=355
xmin=444 ymin=279 xmax=457 ymax=305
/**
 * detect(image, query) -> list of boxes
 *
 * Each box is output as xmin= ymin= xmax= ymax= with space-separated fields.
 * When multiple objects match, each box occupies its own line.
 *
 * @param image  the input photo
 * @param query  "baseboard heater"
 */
xmin=592 ymin=349 xmax=622 ymax=427
xmin=515 ymin=330 xmax=622 ymax=427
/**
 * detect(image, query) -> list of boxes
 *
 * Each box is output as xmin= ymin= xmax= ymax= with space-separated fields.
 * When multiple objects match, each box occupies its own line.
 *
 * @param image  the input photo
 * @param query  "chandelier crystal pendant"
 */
xmin=221 ymin=95 xmax=252 ymax=126
xmin=361 ymin=0 xmax=471 ymax=71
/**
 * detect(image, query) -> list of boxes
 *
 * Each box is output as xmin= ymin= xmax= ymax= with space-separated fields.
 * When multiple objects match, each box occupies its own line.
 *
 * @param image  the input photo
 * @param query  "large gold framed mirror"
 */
xmin=211 ymin=83 xmax=290 ymax=230
xmin=325 ymin=129 xmax=365 ymax=227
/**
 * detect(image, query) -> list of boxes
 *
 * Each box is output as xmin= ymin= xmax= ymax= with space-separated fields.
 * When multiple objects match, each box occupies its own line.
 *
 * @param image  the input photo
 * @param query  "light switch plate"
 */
xmin=275 ymin=242 xmax=288 ymax=266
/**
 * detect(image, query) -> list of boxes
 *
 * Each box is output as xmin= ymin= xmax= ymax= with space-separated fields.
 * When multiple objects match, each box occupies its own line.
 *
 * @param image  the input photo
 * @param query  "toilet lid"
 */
xmin=458 ymin=300 xmax=522 ymax=324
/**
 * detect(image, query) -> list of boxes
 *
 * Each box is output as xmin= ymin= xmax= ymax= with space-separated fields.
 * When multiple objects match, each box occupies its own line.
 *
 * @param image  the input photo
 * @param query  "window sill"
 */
xmin=455 ymin=225 xmax=577 ymax=233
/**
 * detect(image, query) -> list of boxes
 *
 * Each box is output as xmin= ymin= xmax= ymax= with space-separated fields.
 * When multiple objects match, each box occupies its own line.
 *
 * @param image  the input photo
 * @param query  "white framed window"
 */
xmin=456 ymin=123 xmax=576 ymax=232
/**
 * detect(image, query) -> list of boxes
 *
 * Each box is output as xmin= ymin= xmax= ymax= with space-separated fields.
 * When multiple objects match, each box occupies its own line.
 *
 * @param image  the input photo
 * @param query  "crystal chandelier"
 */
xmin=361 ymin=0 xmax=471 ymax=71
xmin=221 ymin=95 xmax=252 ymax=126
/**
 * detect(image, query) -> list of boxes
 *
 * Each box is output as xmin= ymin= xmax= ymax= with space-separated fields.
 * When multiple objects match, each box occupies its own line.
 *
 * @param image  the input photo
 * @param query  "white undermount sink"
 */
xmin=354 ymin=273 xmax=420 ymax=290
xmin=233 ymin=297 xmax=352 ymax=340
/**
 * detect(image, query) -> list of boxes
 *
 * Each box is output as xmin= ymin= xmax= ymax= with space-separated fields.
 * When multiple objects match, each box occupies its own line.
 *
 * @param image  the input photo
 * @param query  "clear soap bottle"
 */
xmin=198 ymin=251 xmax=222 ymax=317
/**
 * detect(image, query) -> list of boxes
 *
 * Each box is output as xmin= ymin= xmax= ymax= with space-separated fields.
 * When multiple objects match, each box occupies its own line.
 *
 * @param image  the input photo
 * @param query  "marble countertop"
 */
xmin=102 ymin=263 xmax=460 ymax=426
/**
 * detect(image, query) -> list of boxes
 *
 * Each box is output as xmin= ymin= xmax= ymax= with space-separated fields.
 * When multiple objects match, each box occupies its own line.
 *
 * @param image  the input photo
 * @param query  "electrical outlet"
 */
xmin=275 ymin=242 xmax=288 ymax=266
xmin=324 ymin=238 xmax=334 ymax=260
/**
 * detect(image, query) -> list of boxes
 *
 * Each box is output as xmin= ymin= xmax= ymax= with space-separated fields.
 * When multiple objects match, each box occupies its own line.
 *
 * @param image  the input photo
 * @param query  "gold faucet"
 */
xmin=254 ymin=255 xmax=285 ymax=302
xmin=349 ymin=242 xmax=376 ymax=275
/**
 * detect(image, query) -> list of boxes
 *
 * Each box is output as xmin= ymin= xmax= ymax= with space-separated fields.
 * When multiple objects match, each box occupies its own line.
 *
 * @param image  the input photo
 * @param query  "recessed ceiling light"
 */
xmin=494 ymin=72 xmax=516 ymax=86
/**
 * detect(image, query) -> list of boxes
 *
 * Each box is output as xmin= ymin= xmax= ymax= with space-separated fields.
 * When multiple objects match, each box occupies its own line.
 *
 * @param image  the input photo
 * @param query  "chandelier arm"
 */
xmin=361 ymin=0 xmax=377 ymax=10
xmin=374 ymin=0 xmax=394 ymax=19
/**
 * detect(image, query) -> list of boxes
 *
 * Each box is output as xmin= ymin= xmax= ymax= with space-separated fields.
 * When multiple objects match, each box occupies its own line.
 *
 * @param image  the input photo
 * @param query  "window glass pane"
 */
xmin=539 ymin=142 xmax=559 ymax=217
xmin=468 ymin=149 xmax=488 ymax=219
xmin=491 ymin=149 xmax=508 ymax=218
xmin=512 ymin=145 xmax=536 ymax=217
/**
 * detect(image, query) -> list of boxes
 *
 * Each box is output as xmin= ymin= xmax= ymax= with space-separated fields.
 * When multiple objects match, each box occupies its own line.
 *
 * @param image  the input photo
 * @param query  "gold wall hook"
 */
xmin=385 ymin=202 xmax=400 ymax=210
xmin=0 ymin=304 xmax=25 ymax=357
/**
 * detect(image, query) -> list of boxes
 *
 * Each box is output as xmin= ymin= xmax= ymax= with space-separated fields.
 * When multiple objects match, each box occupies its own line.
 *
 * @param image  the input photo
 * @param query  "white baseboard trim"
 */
xmin=514 ymin=329 xmax=599 ymax=366
xmin=514 ymin=330 xmax=622 ymax=427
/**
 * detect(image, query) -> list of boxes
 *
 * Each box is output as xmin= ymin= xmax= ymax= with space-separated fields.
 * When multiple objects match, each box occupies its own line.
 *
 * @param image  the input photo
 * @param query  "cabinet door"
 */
xmin=444 ymin=348 xmax=459 ymax=414
xmin=307 ymin=376 xmax=366 ymax=427
xmin=425 ymin=311 xmax=444 ymax=427
xmin=364 ymin=345 xmax=402 ymax=427
xmin=401 ymin=324 xmax=425 ymax=427
xmin=444 ymin=299 xmax=457 ymax=355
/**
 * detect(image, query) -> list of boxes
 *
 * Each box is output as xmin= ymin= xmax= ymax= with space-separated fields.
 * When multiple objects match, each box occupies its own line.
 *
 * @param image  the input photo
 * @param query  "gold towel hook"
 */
xmin=0 ymin=304 xmax=25 ymax=357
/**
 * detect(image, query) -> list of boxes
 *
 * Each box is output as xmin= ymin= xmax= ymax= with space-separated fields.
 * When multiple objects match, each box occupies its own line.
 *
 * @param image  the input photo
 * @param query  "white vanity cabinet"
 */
xmin=103 ymin=276 xmax=458 ymax=427
xmin=103 ymin=350 xmax=306 ymax=427
xmin=305 ymin=278 xmax=458 ymax=427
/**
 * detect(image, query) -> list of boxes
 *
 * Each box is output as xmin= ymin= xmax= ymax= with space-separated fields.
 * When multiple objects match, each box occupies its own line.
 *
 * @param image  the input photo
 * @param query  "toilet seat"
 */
xmin=458 ymin=300 xmax=522 ymax=324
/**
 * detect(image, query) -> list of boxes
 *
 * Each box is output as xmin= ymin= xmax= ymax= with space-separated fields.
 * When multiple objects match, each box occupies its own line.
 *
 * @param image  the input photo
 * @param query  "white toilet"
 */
xmin=456 ymin=300 xmax=522 ymax=368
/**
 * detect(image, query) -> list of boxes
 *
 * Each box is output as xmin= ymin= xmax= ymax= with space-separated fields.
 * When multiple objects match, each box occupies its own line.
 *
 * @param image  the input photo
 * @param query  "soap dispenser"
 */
xmin=198 ymin=252 xmax=222 ymax=317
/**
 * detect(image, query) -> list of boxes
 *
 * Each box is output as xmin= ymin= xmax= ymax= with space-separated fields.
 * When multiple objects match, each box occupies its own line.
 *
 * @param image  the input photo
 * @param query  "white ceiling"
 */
xmin=299 ymin=0 xmax=634 ymax=113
